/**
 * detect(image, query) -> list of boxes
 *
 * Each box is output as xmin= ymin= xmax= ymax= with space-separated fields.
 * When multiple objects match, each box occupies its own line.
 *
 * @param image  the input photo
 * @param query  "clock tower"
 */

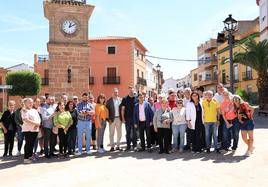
xmin=44 ymin=0 xmax=94 ymax=98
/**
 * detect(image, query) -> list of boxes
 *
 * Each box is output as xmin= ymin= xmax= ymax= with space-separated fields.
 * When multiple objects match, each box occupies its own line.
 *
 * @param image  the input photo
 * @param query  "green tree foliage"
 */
xmin=6 ymin=71 xmax=41 ymax=98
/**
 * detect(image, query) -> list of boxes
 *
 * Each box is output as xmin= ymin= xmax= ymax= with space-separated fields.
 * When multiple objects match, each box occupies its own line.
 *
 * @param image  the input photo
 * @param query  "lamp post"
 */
xmin=223 ymin=14 xmax=238 ymax=94
xmin=156 ymin=64 xmax=161 ymax=94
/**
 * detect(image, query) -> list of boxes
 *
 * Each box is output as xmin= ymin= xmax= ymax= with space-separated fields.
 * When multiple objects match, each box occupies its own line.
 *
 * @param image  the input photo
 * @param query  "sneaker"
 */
xmin=24 ymin=159 xmax=32 ymax=164
xmin=16 ymin=151 xmax=21 ymax=157
xmin=87 ymin=150 xmax=93 ymax=155
xmin=75 ymin=152 xmax=82 ymax=156
xmin=133 ymin=147 xmax=138 ymax=152
xmin=245 ymin=150 xmax=251 ymax=157
xmin=98 ymin=149 xmax=104 ymax=154
xmin=116 ymin=147 xmax=123 ymax=151
xmin=171 ymin=148 xmax=177 ymax=153
xmin=110 ymin=147 xmax=115 ymax=152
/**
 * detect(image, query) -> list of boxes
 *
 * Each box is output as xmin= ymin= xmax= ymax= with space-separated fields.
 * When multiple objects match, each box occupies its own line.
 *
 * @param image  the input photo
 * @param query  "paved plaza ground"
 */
xmin=0 ymin=114 xmax=267 ymax=187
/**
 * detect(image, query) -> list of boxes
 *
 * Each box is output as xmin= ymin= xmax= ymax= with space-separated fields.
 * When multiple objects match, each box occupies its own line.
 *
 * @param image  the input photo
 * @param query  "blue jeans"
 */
xmin=125 ymin=118 xmax=137 ymax=148
xmin=222 ymin=118 xmax=240 ymax=150
xmin=204 ymin=122 xmax=218 ymax=149
xmin=16 ymin=126 xmax=24 ymax=152
xmin=77 ymin=120 xmax=92 ymax=153
xmin=172 ymin=124 xmax=187 ymax=149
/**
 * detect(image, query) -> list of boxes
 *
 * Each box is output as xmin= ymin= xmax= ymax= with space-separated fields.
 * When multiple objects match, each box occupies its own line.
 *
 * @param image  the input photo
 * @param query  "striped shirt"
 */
xmin=77 ymin=101 xmax=94 ymax=121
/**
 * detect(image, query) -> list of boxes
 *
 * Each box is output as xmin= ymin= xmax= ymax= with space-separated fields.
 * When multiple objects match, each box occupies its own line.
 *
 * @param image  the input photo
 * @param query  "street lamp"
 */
xmin=156 ymin=64 xmax=161 ymax=94
xmin=223 ymin=14 xmax=238 ymax=94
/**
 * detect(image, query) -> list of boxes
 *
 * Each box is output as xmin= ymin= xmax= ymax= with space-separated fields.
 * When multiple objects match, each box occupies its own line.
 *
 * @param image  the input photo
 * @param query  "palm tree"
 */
xmin=234 ymin=38 xmax=268 ymax=105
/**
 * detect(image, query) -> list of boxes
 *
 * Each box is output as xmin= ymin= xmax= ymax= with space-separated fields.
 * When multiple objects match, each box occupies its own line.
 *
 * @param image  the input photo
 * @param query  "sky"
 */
xmin=0 ymin=0 xmax=259 ymax=79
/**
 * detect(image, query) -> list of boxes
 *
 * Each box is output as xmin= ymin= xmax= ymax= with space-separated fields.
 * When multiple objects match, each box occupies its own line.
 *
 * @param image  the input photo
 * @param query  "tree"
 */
xmin=6 ymin=71 xmax=41 ymax=98
xmin=234 ymin=38 xmax=268 ymax=105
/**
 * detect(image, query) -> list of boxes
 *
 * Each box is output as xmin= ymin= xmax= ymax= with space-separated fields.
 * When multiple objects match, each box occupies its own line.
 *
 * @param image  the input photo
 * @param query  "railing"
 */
xmin=38 ymin=55 xmax=49 ymax=64
xmin=242 ymin=71 xmax=253 ymax=81
xmin=137 ymin=77 xmax=147 ymax=86
xmin=103 ymin=76 xmax=120 ymax=84
xmin=89 ymin=76 xmax=94 ymax=85
xmin=41 ymin=78 xmax=49 ymax=86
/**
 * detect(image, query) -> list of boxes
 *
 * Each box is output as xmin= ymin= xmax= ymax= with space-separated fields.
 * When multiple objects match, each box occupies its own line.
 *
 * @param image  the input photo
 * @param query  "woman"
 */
xmin=171 ymin=99 xmax=187 ymax=153
xmin=186 ymin=91 xmax=204 ymax=154
xmin=154 ymin=94 xmax=163 ymax=111
xmin=153 ymin=98 xmax=172 ymax=154
xmin=65 ymin=100 xmax=78 ymax=155
xmin=0 ymin=100 xmax=17 ymax=157
xmin=89 ymin=94 xmax=97 ymax=150
xmin=221 ymin=90 xmax=240 ymax=152
xmin=233 ymin=95 xmax=255 ymax=156
xmin=53 ymin=101 xmax=73 ymax=158
xmin=21 ymin=98 xmax=41 ymax=164
xmin=95 ymin=94 xmax=109 ymax=154
xmin=177 ymin=90 xmax=184 ymax=100
xmin=33 ymin=98 xmax=44 ymax=158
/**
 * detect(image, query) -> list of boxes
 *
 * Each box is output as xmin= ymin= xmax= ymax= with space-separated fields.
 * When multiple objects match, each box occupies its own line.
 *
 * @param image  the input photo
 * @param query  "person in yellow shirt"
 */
xmin=202 ymin=90 xmax=220 ymax=153
xmin=95 ymin=94 xmax=109 ymax=154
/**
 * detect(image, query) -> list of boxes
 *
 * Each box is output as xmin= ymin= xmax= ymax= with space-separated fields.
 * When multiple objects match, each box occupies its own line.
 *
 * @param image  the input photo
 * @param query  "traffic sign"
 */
xmin=0 ymin=85 xmax=13 ymax=89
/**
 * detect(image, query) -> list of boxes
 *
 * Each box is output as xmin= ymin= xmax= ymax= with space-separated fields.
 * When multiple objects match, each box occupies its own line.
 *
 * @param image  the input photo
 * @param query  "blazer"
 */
xmin=186 ymin=102 xmax=204 ymax=130
xmin=0 ymin=110 xmax=17 ymax=131
xmin=133 ymin=101 xmax=154 ymax=126
xmin=106 ymin=97 xmax=122 ymax=122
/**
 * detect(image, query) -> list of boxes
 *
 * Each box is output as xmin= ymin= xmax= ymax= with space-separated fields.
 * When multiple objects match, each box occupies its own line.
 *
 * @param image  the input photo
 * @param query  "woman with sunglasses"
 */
xmin=171 ymin=99 xmax=187 ymax=153
xmin=186 ymin=91 xmax=204 ymax=154
xmin=233 ymin=95 xmax=255 ymax=156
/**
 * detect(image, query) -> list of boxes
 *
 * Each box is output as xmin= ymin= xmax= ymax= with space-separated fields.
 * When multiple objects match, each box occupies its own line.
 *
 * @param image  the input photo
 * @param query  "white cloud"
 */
xmin=0 ymin=15 xmax=47 ymax=33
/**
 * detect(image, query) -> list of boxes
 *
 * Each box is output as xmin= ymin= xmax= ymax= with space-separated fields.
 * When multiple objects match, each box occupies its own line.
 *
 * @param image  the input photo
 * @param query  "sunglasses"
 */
xmin=233 ymin=98 xmax=240 ymax=101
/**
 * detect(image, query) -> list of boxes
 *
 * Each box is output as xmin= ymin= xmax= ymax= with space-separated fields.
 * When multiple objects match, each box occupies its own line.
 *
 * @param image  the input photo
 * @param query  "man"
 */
xmin=183 ymin=88 xmax=193 ymax=151
xmin=133 ymin=94 xmax=154 ymax=152
xmin=61 ymin=94 xmax=68 ymax=105
xmin=106 ymin=88 xmax=123 ymax=152
xmin=41 ymin=96 xmax=56 ymax=158
xmin=202 ymin=90 xmax=220 ymax=153
xmin=73 ymin=96 xmax=79 ymax=106
xmin=213 ymin=83 xmax=226 ymax=145
xmin=121 ymin=86 xmax=138 ymax=151
xmin=40 ymin=96 xmax=47 ymax=108
xmin=183 ymin=88 xmax=191 ymax=107
xmin=167 ymin=90 xmax=177 ymax=149
xmin=14 ymin=99 xmax=24 ymax=156
xmin=76 ymin=93 xmax=95 ymax=156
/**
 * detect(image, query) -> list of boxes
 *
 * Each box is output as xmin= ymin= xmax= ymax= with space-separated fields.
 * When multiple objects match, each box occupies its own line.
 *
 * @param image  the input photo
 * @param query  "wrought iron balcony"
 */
xmin=137 ymin=77 xmax=147 ymax=86
xmin=103 ymin=76 xmax=120 ymax=84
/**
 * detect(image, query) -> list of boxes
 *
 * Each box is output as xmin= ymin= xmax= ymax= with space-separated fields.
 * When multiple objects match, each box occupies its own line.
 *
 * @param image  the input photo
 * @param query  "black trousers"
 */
xmin=185 ymin=128 xmax=194 ymax=150
xmin=150 ymin=125 xmax=158 ymax=145
xmin=157 ymin=128 xmax=170 ymax=153
xmin=218 ymin=115 xmax=224 ymax=143
xmin=138 ymin=122 xmax=151 ymax=149
xmin=4 ymin=130 xmax=16 ymax=156
xmin=91 ymin=123 xmax=96 ymax=141
xmin=58 ymin=128 xmax=68 ymax=154
xmin=24 ymin=132 xmax=38 ymax=159
xmin=193 ymin=124 xmax=203 ymax=152
xmin=43 ymin=128 xmax=54 ymax=156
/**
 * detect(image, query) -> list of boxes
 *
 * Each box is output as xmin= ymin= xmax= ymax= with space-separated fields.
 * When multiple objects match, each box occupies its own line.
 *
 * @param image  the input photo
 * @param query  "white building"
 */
xmin=7 ymin=63 xmax=34 ymax=72
xmin=145 ymin=60 xmax=157 ymax=96
xmin=258 ymin=0 xmax=268 ymax=41
xmin=176 ymin=74 xmax=192 ymax=90
xmin=162 ymin=77 xmax=178 ymax=94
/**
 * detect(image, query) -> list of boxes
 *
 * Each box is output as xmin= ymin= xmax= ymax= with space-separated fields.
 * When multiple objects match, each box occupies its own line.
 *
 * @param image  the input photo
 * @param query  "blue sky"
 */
xmin=0 ymin=0 xmax=259 ymax=79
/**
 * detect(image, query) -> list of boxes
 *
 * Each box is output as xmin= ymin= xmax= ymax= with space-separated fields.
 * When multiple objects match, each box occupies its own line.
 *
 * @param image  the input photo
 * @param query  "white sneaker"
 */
xmin=98 ymin=149 xmax=104 ymax=154
xmin=16 ymin=151 xmax=21 ymax=156
xmin=24 ymin=159 xmax=32 ymax=164
xmin=86 ymin=151 xmax=92 ymax=155
xmin=75 ymin=152 xmax=82 ymax=156
xmin=245 ymin=150 xmax=251 ymax=157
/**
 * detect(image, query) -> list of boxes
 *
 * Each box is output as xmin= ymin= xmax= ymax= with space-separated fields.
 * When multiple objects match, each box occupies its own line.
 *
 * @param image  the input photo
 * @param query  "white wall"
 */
xmin=259 ymin=0 xmax=268 ymax=41
xmin=162 ymin=78 xmax=178 ymax=94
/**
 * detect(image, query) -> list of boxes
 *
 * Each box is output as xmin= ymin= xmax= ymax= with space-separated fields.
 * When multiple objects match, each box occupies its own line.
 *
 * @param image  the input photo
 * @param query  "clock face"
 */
xmin=61 ymin=20 xmax=77 ymax=35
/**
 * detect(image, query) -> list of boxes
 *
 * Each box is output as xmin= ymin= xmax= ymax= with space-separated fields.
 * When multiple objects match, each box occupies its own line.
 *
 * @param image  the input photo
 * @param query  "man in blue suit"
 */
xmin=134 ymin=93 xmax=154 ymax=152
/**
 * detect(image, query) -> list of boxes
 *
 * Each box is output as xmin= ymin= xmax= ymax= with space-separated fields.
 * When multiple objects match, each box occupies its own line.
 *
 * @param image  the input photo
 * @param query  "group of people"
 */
xmin=0 ymin=83 xmax=255 ymax=164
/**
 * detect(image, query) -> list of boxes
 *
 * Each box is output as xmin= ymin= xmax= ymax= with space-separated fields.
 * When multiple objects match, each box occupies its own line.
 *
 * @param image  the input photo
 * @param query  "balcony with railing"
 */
xmin=103 ymin=76 xmax=120 ymax=84
xmin=137 ymin=77 xmax=147 ymax=86
xmin=89 ymin=76 xmax=94 ymax=85
xmin=38 ymin=55 xmax=49 ymax=64
xmin=41 ymin=78 xmax=49 ymax=86
xmin=242 ymin=71 xmax=253 ymax=81
xmin=199 ymin=74 xmax=218 ymax=86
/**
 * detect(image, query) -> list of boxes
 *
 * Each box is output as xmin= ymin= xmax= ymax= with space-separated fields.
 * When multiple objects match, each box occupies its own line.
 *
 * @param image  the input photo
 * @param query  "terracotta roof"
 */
xmin=89 ymin=36 xmax=148 ymax=51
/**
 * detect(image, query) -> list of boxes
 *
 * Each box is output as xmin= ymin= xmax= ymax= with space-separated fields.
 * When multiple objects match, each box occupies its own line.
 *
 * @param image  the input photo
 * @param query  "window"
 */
xmin=141 ymin=72 xmax=144 ymax=79
xmin=194 ymin=73 xmax=197 ymax=81
xmin=136 ymin=49 xmax=140 ymax=57
xmin=234 ymin=64 xmax=238 ymax=81
xmin=222 ymin=69 xmax=226 ymax=84
xmin=137 ymin=69 xmax=140 ymax=78
xmin=44 ymin=69 xmax=49 ymax=78
xmin=107 ymin=67 xmax=117 ymax=77
xmin=107 ymin=46 xmax=116 ymax=54
xmin=0 ymin=76 xmax=2 ymax=85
